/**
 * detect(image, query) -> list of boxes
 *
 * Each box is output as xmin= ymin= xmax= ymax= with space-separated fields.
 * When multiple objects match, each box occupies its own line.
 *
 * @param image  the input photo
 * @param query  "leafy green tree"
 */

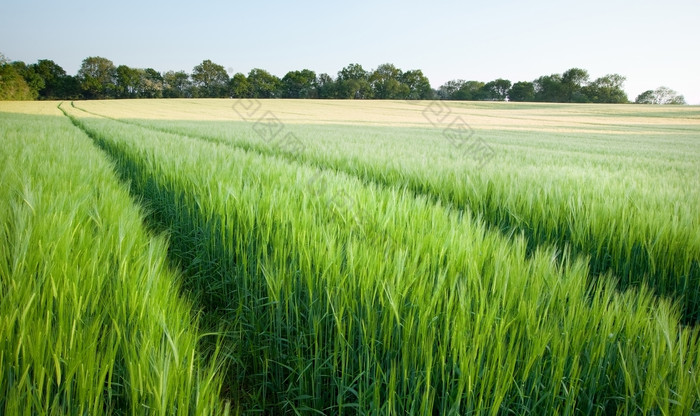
xmin=653 ymin=86 xmax=685 ymax=104
xmin=635 ymin=87 xmax=686 ymax=105
xmin=115 ymin=66 xmax=162 ymax=99
xmin=0 ymin=60 xmax=33 ymax=100
xmin=534 ymin=74 xmax=565 ymax=102
xmin=508 ymin=81 xmax=535 ymax=102
xmin=456 ymin=81 xmax=485 ymax=100
xmin=480 ymin=78 xmax=511 ymax=101
xmin=316 ymin=73 xmax=336 ymax=98
xmin=30 ymin=59 xmax=68 ymax=99
xmin=60 ymin=75 xmax=82 ymax=99
xmin=635 ymin=90 xmax=655 ymax=104
xmin=370 ymin=63 xmax=407 ymax=99
xmin=668 ymin=94 xmax=686 ymax=105
xmin=281 ymin=69 xmax=317 ymax=98
xmin=437 ymin=79 xmax=465 ymax=100
xmin=247 ymin=68 xmax=281 ymax=98
xmin=141 ymin=68 xmax=163 ymax=98
xmin=78 ymin=56 xmax=117 ymax=99
xmin=584 ymin=74 xmax=628 ymax=103
xmin=10 ymin=61 xmax=43 ymax=99
xmin=401 ymin=69 xmax=433 ymax=99
xmin=163 ymin=71 xmax=192 ymax=98
xmin=229 ymin=73 xmax=251 ymax=98
xmin=115 ymin=65 xmax=140 ymax=98
xmin=191 ymin=59 xmax=229 ymax=98
xmin=652 ymin=86 xmax=676 ymax=104
xmin=338 ymin=63 xmax=367 ymax=82
xmin=562 ymin=68 xmax=589 ymax=102
xmin=336 ymin=63 xmax=372 ymax=99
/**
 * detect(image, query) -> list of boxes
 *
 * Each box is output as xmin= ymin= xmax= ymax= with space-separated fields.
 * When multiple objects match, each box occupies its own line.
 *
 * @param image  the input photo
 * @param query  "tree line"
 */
xmin=0 ymin=53 xmax=686 ymax=104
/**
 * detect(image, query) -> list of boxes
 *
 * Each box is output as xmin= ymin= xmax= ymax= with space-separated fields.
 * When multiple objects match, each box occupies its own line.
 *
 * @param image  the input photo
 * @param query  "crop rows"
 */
xmin=0 ymin=111 xmax=229 ymax=414
xmin=61 ymin=103 xmax=700 ymax=415
xmin=73 ymin=102 xmax=700 ymax=323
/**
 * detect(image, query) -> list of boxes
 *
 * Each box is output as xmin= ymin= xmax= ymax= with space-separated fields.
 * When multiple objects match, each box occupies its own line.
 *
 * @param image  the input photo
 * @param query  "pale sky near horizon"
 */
xmin=2 ymin=0 xmax=699 ymax=104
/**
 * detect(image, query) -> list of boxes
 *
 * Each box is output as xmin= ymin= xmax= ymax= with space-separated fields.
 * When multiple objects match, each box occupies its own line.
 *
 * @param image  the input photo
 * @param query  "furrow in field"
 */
xmin=0 ymin=110 xmax=229 ymax=415
xmin=71 ymin=101 xmax=700 ymax=324
xmin=61 ymin=103 xmax=700 ymax=415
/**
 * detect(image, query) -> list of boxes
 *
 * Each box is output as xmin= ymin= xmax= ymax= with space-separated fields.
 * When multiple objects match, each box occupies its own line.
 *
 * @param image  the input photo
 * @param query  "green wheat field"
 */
xmin=1 ymin=99 xmax=699 ymax=415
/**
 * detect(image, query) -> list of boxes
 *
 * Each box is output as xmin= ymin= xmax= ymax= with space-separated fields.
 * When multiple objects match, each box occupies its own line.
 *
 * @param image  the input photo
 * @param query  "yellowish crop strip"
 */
xmin=71 ymin=98 xmax=700 ymax=132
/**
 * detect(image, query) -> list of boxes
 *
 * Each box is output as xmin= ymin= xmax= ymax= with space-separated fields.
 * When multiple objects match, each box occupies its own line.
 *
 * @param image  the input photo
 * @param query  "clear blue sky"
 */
xmin=2 ymin=0 xmax=699 ymax=104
